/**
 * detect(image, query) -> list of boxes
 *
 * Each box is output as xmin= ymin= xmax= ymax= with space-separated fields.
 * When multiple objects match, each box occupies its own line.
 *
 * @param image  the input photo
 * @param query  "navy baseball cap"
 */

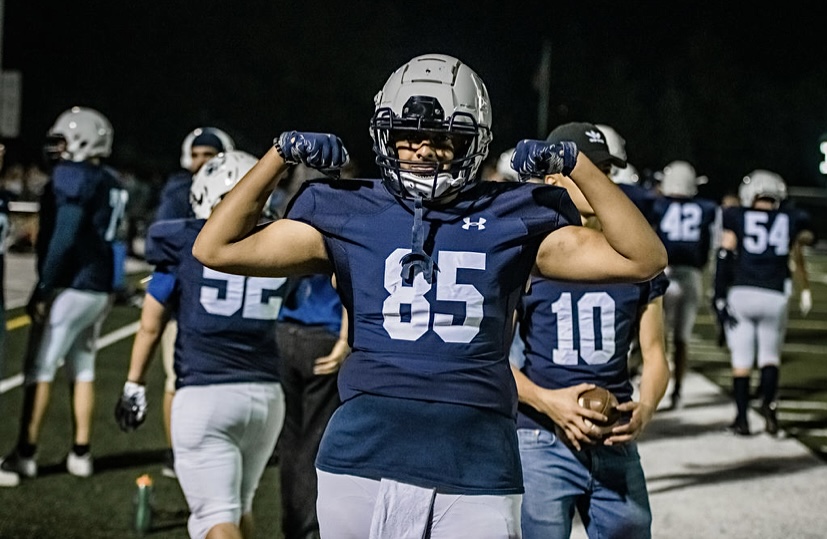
xmin=546 ymin=122 xmax=627 ymax=170
xmin=191 ymin=131 xmax=225 ymax=151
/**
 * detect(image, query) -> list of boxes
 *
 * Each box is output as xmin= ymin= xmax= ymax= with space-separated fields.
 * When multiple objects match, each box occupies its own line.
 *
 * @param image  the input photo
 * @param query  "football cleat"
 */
xmin=761 ymin=401 xmax=779 ymax=436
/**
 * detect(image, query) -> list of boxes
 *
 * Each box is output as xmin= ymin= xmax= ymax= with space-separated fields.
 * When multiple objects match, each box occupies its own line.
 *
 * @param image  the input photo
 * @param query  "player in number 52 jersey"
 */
xmin=116 ymin=151 xmax=287 ymax=539
xmin=714 ymin=169 xmax=814 ymax=436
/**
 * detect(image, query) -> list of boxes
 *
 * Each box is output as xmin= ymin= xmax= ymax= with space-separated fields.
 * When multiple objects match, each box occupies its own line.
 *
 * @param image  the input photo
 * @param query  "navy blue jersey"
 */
xmin=154 ymin=169 xmax=193 ymax=222
xmin=651 ymin=195 xmax=719 ymax=268
xmin=515 ymin=273 xmax=669 ymax=431
xmin=36 ymin=161 xmax=127 ymax=293
xmin=286 ymin=178 xmax=581 ymax=418
xmin=723 ymin=206 xmax=811 ymax=293
xmin=619 ymin=183 xmax=659 ymax=225
xmin=146 ymin=219 xmax=287 ymax=388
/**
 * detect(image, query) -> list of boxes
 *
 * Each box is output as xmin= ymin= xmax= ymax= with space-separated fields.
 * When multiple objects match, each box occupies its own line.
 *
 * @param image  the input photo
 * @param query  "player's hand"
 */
xmin=115 ymin=381 xmax=148 ymax=432
xmin=800 ymin=289 xmax=812 ymax=316
xmin=274 ymin=131 xmax=349 ymax=177
xmin=603 ymin=400 xmax=654 ymax=446
xmin=313 ymin=338 xmax=351 ymax=376
xmin=26 ymin=286 xmax=54 ymax=325
xmin=510 ymin=140 xmax=578 ymax=181
xmin=535 ymin=383 xmax=607 ymax=450
xmin=713 ymin=298 xmax=737 ymax=328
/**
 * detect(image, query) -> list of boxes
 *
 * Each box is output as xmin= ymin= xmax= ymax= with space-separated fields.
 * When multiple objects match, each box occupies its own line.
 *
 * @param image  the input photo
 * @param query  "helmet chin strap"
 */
xmin=400 ymin=195 xmax=438 ymax=285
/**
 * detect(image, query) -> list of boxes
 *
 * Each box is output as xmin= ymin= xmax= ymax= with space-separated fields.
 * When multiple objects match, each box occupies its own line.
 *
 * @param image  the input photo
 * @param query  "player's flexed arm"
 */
xmin=512 ymin=140 xmax=667 ymax=282
xmin=193 ymin=132 xmax=349 ymax=277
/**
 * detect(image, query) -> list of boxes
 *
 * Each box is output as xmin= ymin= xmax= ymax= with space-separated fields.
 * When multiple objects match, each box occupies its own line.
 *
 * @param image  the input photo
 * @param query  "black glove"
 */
xmin=115 ymin=381 xmax=148 ymax=432
xmin=713 ymin=298 xmax=737 ymax=347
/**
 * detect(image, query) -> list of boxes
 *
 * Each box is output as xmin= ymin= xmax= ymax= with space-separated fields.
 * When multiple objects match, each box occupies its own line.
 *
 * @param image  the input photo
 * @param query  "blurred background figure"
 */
xmin=650 ymin=160 xmax=719 ymax=410
xmin=152 ymin=126 xmax=235 ymax=479
xmin=714 ymin=169 xmax=814 ymax=436
xmin=0 ymin=142 xmax=17 ymax=486
xmin=0 ymin=106 xmax=127 ymax=483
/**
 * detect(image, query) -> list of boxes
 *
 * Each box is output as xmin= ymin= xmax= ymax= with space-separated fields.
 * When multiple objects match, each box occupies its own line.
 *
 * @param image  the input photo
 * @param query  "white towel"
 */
xmin=369 ymin=478 xmax=437 ymax=539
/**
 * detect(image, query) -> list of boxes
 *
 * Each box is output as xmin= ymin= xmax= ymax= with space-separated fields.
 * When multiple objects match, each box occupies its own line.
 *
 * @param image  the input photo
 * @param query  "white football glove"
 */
xmin=115 ymin=381 xmax=148 ymax=432
xmin=800 ymin=289 xmax=812 ymax=317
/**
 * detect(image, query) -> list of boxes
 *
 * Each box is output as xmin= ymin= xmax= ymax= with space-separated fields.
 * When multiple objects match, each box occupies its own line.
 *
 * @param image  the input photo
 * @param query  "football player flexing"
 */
xmin=715 ymin=169 xmax=814 ymax=436
xmin=1 ymin=107 xmax=127 ymax=481
xmin=511 ymin=122 xmax=670 ymax=539
xmin=116 ymin=150 xmax=287 ymax=539
xmin=650 ymin=160 xmax=719 ymax=410
xmin=153 ymin=126 xmax=235 ymax=479
xmin=193 ymin=54 xmax=666 ymax=538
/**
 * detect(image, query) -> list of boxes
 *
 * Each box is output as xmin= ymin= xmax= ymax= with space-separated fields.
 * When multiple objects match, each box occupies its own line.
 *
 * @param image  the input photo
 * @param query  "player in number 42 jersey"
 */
xmin=650 ymin=160 xmax=720 ymax=410
xmin=715 ymin=169 xmax=814 ymax=436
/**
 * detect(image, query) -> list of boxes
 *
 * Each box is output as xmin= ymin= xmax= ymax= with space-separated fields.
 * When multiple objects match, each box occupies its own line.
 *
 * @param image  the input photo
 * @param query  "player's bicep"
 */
xmin=536 ymin=226 xmax=645 ymax=282
xmin=196 ymin=218 xmax=330 ymax=277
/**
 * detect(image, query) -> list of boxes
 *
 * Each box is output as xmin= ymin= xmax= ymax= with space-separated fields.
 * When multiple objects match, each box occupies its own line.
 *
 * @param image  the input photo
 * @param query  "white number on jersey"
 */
xmin=660 ymin=201 xmax=702 ymax=242
xmin=200 ymin=267 xmax=286 ymax=319
xmin=743 ymin=212 xmax=789 ymax=255
xmin=105 ymin=188 xmax=129 ymax=242
xmin=551 ymin=292 xmax=616 ymax=365
xmin=383 ymin=248 xmax=485 ymax=343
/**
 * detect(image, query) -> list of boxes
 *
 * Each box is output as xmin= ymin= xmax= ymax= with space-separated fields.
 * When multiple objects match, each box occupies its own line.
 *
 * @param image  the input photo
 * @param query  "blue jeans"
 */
xmin=518 ymin=428 xmax=652 ymax=539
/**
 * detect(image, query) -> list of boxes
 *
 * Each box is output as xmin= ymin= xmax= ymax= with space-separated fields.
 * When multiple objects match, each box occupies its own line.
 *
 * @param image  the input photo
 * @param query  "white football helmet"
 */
xmin=496 ymin=148 xmax=519 ymax=181
xmin=660 ymin=160 xmax=708 ymax=197
xmin=190 ymin=150 xmax=258 ymax=219
xmin=370 ymin=53 xmax=493 ymax=200
xmin=739 ymin=169 xmax=787 ymax=208
xmin=180 ymin=127 xmax=236 ymax=170
xmin=48 ymin=106 xmax=113 ymax=162
xmin=595 ymin=124 xmax=632 ymax=184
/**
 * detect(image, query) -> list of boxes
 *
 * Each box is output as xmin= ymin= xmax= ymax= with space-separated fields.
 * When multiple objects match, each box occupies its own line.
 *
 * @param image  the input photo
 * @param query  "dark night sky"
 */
xmin=3 ymin=1 xmax=827 ymax=200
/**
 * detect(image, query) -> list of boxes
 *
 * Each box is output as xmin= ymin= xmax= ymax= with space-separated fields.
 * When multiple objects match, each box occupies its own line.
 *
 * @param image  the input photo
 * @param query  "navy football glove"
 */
xmin=115 ymin=381 xmax=148 ymax=432
xmin=511 ymin=140 xmax=578 ymax=182
xmin=712 ymin=298 xmax=737 ymax=347
xmin=273 ymin=131 xmax=349 ymax=177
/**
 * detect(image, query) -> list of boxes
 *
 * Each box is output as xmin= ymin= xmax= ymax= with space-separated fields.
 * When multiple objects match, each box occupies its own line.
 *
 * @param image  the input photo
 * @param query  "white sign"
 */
xmin=0 ymin=70 xmax=22 ymax=138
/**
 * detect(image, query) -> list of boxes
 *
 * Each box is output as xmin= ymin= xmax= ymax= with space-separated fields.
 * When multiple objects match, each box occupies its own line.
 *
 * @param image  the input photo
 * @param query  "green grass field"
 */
xmin=1 ymin=255 xmax=826 ymax=538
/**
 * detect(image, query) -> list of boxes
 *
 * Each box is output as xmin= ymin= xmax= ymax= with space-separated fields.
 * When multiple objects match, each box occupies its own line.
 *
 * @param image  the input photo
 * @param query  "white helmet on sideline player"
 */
xmin=370 ymin=53 xmax=493 ymax=200
xmin=47 ymin=106 xmax=113 ymax=162
xmin=738 ymin=169 xmax=787 ymax=208
xmin=595 ymin=124 xmax=633 ymax=184
xmin=190 ymin=150 xmax=258 ymax=219
xmin=660 ymin=160 xmax=708 ymax=197
xmin=496 ymin=148 xmax=519 ymax=181
xmin=180 ymin=127 xmax=236 ymax=170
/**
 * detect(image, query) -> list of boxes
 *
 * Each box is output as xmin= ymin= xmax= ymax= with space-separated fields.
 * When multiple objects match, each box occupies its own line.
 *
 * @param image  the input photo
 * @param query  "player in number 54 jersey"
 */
xmin=714 ymin=169 xmax=814 ymax=436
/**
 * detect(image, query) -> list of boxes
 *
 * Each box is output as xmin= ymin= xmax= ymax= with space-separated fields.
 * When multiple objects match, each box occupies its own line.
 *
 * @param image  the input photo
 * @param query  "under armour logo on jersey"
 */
xmin=462 ymin=217 xmax=486 ymax=230
xmin=586 ymin=129 xmax=605 ymax=144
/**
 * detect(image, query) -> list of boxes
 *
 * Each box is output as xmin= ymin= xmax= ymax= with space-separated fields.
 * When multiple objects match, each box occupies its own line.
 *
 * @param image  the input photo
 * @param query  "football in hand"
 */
xmin=578 ymin=386 xmax=621 ymax=436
